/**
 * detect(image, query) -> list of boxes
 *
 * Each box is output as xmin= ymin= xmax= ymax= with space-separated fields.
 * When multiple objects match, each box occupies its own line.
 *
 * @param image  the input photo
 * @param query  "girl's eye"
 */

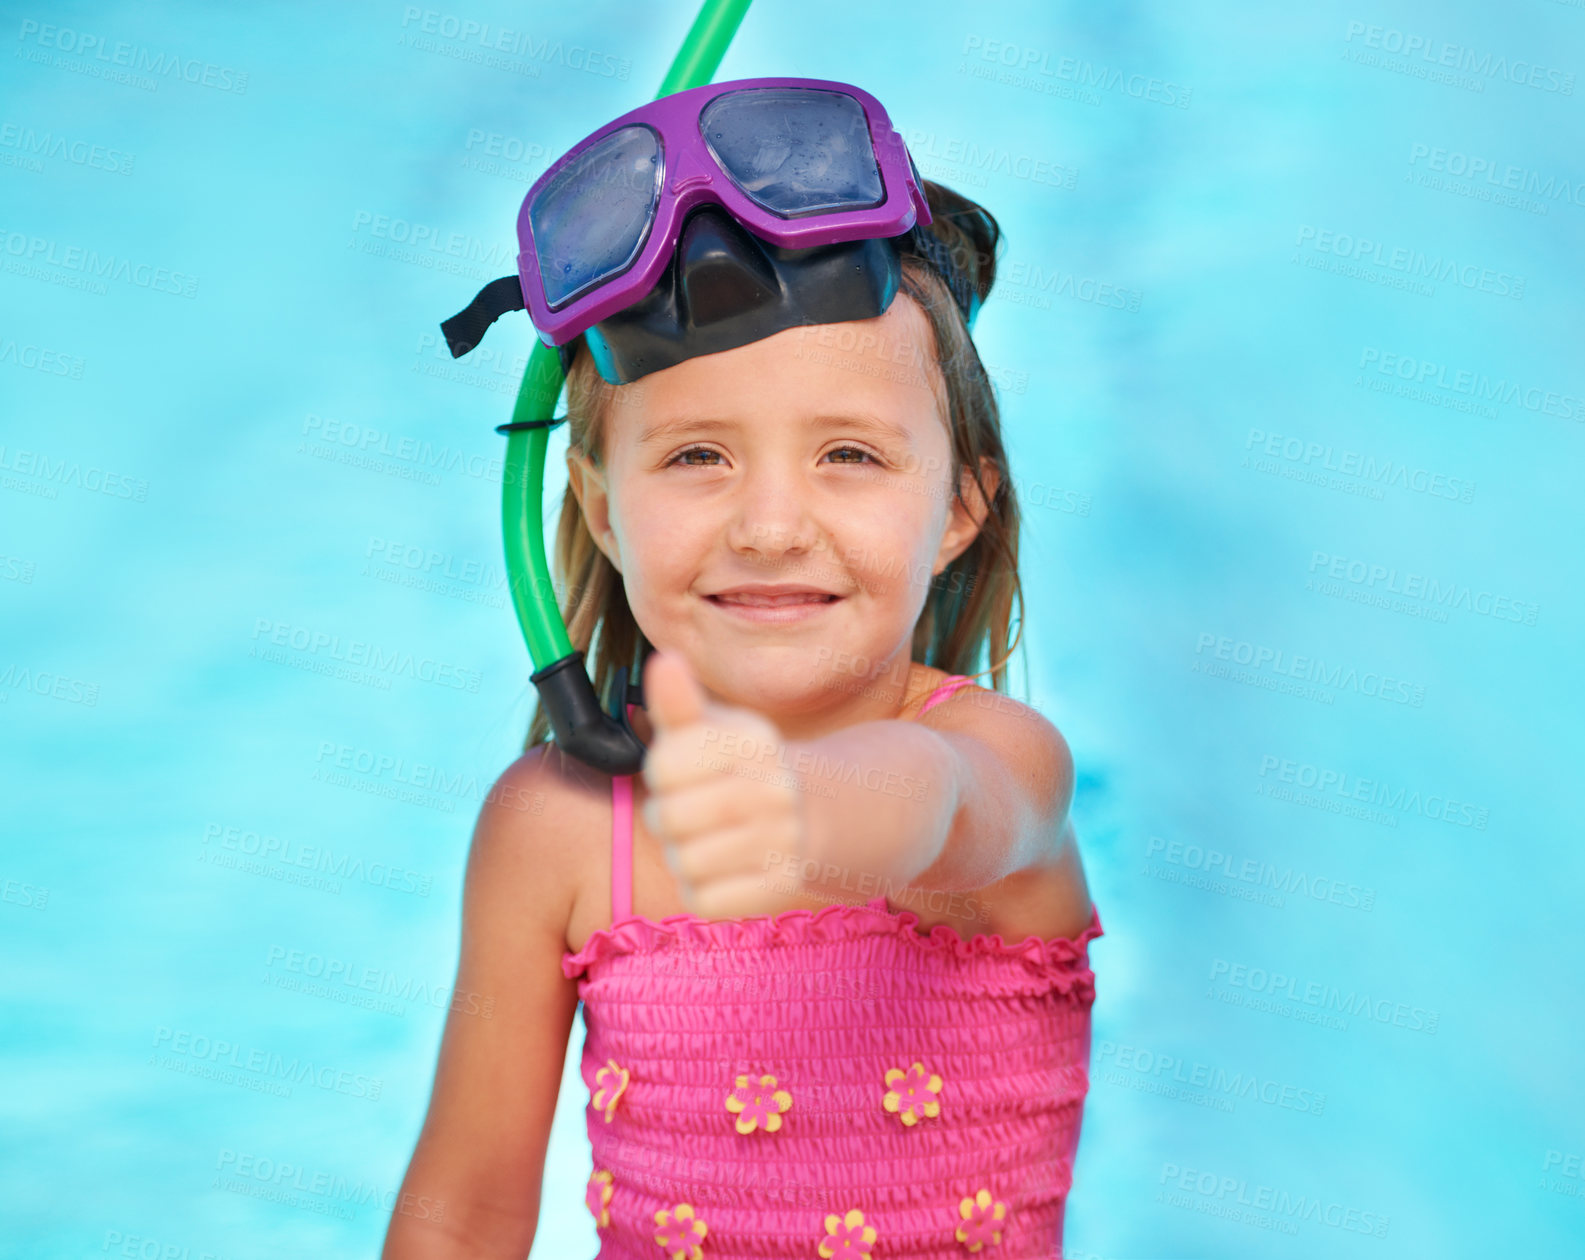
xmin=665 ymin=445 xmax=880 ymax=467
xmin=824 ymin=445 xmax=878 ymax=465
xmin=668 ymin=446 xmax=723 ymax=467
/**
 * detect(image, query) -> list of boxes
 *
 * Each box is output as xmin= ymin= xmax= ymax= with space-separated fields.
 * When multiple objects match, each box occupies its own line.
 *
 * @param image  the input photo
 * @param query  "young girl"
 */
xmin=386 ymin=84 xmax=1099 ymax=1260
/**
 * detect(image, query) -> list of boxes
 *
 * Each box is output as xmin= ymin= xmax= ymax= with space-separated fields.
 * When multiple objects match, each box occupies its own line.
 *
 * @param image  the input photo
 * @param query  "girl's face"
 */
xmin=567 ymin=293 xmax=993 ymax=737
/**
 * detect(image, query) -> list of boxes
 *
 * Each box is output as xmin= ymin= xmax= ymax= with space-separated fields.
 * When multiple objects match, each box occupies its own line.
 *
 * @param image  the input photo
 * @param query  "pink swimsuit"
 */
xmin=561 ymin=675 xmax=1103 ymax=1260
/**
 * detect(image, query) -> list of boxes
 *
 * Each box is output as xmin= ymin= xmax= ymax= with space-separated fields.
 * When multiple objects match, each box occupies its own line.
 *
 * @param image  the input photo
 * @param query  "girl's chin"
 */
xmin=695 ymin=662 xmax=872 ymax=712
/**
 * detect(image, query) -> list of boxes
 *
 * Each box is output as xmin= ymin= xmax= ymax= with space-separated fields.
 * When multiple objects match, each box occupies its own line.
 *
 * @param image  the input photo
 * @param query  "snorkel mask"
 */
xmin=440 ymin=4 xmax=990 ymax=774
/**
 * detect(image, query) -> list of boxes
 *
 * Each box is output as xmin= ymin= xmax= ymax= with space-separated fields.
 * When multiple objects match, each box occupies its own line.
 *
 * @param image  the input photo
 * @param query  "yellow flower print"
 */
xmin=882 ymin=1061 xmax=943 ymax=1125
xmin=585 ymin=1169 xmax=613 ymax=1228
xmin=592 ymin=1058 xmax=630 ymax=1123
xmin=654 ymin=1201 xmax=708 ymax=1260
xmin=818 ymin=1207 xmax=877 ymax=1259
xmin=724 ymin=1072 xmax=793 ymax=1134
xmin=955 ymin=1187 xmax=1008 ymax=1251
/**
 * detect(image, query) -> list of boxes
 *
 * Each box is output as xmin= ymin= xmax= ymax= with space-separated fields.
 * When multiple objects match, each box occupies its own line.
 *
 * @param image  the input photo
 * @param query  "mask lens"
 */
xmin=699 ymin=87 xmax=885 ymax=218
xmin=531 ymin=124 xmax=662 ymax=309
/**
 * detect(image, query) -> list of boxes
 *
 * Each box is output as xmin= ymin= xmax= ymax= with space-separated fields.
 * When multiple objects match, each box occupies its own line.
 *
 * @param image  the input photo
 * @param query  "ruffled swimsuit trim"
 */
xmin=562 ymin=894 xmax=1102 ymax=979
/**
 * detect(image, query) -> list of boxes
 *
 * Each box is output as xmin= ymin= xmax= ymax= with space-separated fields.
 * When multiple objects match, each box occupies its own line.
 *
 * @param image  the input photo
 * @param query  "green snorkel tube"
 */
xmin=497 ymin=0 xmax=753 ymax=775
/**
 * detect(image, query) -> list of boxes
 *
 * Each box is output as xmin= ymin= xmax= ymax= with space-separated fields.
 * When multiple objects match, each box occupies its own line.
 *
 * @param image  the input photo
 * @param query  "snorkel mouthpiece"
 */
xmin=529 ymin=652 xmax=647 ymax=774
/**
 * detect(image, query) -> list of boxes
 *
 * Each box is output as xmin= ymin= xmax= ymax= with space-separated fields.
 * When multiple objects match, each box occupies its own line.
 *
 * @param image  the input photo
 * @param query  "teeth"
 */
xmin=716 ymin=593 xmax=832 ymax=607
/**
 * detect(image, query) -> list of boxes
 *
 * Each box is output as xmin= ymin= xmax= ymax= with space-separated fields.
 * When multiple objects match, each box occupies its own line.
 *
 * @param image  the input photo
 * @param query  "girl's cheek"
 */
xmin=619 ymin=484 xmax=707 ymax=549
xmin=837 ymin=505 xmax=931 ymax=561
xmin=638 ymin=527 xmax=719 ymax=595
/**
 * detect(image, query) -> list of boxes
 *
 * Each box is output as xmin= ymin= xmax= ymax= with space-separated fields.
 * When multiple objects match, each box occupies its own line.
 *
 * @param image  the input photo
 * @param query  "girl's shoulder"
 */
xmin=916 ymin=671 xmax=1071 ymax=793
xmin=908 ymin=667 xmax=1051 ymax=730
xmin=902 ymin=670 xmax=1093 ymax=943
xmin=905 ymin=668 xmax=1072 ymax=802
xmin=486 ymin=741 xmax=612 ymax=829
xmin=475 ymin=743 xmax=612 ymax=952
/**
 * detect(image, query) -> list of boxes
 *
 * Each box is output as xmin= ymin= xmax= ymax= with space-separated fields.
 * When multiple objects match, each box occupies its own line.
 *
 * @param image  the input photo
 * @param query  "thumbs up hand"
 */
xmin=639 ymin=649 xmax=811 ymax=920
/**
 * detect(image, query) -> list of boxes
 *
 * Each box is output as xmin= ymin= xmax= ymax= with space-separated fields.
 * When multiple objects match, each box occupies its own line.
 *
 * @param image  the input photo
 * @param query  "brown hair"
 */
xmin=523 ymin=179 xmax=1025 ymax=752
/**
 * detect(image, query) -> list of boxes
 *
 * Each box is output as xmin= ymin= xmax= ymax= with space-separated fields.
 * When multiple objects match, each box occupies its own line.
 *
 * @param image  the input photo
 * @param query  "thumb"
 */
xmin=643 ymin=650 xmax=707 ymax=734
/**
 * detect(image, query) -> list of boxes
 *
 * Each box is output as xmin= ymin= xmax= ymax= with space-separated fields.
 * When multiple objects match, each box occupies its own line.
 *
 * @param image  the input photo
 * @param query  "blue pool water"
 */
xmin=2 ymin=1 xmax=1582 ymax=1256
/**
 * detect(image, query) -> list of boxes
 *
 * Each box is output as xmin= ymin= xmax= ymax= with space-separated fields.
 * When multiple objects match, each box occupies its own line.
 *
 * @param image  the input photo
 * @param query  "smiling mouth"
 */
xmin=706 ymin=592 xmax=841 ymax=608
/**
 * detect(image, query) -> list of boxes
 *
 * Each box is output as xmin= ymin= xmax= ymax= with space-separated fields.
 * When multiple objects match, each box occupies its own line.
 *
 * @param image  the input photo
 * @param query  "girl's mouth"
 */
xmin=705 ymin=592 xmax=842 ymax=623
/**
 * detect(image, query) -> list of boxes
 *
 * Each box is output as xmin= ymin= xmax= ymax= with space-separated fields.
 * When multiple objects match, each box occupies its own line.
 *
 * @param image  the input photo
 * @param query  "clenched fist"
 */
xmin=639 ymin=650 xmax=814 ymax=921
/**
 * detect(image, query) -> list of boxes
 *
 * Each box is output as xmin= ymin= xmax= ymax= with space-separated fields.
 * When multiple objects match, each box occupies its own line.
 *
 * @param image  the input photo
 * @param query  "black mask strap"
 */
xmin=442 ymin=212 xmax=985 ymax=381
xmin=441 ymin=275 xmax=576 ymax=376
xmin=899 ymin=222 xmax=982 ymax=330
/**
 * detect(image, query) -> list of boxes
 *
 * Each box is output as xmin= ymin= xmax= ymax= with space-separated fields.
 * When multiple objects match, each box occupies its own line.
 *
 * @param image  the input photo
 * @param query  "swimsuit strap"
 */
xmin=610 ymin=704 xmax=639 ymax=924
xmin=916 ymin=673 xmax=974 ymax=717
xmin=610 ymin=773 xmax=635 ymax=924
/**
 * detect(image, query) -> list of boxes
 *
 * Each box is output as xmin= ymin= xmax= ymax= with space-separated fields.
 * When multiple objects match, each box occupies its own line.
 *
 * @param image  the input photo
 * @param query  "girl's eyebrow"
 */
xmin=637 ymin=412 xmax=916 ymax=447
xmin=636 ymin=416 xmax=734 ymax=445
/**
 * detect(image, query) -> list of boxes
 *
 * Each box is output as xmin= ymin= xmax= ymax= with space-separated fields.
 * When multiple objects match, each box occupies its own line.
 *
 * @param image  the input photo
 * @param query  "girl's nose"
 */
xmin=723 ymin=467 xmax=819 ymax=558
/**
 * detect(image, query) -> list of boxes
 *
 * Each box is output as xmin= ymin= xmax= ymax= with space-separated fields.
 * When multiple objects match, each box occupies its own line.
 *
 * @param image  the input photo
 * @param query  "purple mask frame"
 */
xmin=515 ymin=75 xmax=934 ymax=348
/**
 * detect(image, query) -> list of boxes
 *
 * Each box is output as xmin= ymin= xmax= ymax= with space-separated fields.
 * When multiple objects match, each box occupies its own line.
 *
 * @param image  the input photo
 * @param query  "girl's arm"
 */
xmin=382 ymin=748 xmax=583 ymax=1259
xmin=792 ymin=692 xmax=1075 ymax=898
